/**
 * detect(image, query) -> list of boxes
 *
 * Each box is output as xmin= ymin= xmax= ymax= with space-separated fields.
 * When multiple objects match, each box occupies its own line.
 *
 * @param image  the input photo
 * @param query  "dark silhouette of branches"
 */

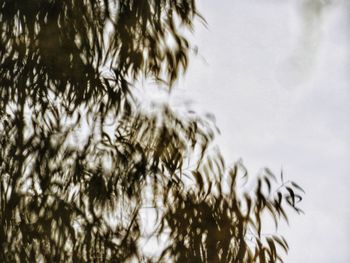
xmin=0 ymin=1 xmax=303 ymax=262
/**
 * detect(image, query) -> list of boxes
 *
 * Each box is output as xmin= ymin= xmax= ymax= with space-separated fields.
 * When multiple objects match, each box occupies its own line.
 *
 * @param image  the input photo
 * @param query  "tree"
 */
xmin=0 ymin=1 xmax=303 ymax=262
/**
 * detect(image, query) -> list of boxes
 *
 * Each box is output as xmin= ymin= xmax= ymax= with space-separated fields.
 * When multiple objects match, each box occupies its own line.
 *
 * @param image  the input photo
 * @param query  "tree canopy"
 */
xmin=0 ymin=1 xmax=303 ymax=262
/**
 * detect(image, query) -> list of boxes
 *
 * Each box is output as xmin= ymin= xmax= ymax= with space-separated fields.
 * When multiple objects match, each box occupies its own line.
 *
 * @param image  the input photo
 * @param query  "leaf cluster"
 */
xmin=0 ymin=1 xmax=303 ymax=262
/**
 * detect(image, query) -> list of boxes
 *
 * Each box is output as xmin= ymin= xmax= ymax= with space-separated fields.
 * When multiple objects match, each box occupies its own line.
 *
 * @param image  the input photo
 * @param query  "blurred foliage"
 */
xmin=0 ymin=0 xmax=303 ymax=262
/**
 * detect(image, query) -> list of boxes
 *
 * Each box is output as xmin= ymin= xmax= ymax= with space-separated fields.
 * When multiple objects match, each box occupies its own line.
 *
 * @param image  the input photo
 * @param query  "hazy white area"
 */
xmin=171 ymin=0 xmax=350 ymax=262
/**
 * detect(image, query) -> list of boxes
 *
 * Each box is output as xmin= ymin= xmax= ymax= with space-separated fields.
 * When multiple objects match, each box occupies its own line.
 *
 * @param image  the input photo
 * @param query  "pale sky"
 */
xmin=173 ymin=0 xmax=350 ymax=262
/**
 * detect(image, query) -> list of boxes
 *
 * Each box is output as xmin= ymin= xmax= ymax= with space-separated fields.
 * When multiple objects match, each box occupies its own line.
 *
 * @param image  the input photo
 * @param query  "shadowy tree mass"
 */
xmin=0 ymin=0 xmax=303 ymax=262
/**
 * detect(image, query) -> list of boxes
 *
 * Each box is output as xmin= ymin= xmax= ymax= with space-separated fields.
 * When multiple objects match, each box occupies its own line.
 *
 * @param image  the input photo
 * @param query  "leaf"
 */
xmin=291 ymin=181 xmax=305 ymax=193
xmin=286 ymin=187 xmax=295 ymax=207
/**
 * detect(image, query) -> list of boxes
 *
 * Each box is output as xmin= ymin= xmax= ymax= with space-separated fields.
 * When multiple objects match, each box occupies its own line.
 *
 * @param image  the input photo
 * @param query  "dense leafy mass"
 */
xmin=0 ymin=1 xmax=303 ymax=262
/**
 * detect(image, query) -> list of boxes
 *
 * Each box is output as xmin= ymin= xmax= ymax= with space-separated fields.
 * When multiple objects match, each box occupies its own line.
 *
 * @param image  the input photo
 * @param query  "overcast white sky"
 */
xmin=171 ymin=0 xmax=350 ymax=262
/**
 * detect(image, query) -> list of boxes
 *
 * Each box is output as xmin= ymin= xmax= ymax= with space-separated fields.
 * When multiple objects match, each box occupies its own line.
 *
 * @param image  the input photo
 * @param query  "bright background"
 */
xmin=173 ymin=0 xmax=350 ymax=262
